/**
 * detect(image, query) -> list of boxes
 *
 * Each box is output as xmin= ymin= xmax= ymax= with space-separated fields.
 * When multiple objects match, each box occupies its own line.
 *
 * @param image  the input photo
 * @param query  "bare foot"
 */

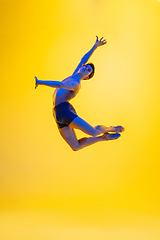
xmin=104 ymin=132 xmax=121 ymax=141
xmin=109 ymin=125 xmax=125 ymax=133
xmin=95 ymin=125 xmax=125 ymax=134
xmin=34 ymin=76 xmax=38 ymax=89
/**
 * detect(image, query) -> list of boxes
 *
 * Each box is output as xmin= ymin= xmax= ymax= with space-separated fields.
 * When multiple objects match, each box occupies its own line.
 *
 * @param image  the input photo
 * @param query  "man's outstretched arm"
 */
xmin=72 ymin=36 xmax=107 ymax=75
xmin=34 ymin=76 xmax=79 ymax=91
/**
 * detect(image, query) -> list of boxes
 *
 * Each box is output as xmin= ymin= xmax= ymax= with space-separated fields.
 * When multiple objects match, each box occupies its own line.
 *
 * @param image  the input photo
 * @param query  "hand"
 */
xmin=95 ymin=36 xmax=107 ymax=47
xmin=34 ymin=76 xmax=38 ymax=89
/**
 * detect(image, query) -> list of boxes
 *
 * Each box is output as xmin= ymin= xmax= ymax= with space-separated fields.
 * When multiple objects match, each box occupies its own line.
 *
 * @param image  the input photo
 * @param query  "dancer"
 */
xmin=35 ymin=36 xmax=124 ymax=151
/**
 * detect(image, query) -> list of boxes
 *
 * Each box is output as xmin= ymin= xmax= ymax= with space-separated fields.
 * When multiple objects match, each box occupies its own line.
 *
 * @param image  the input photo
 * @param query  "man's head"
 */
xmin=79 ymin=63 xmax=95 ymax=80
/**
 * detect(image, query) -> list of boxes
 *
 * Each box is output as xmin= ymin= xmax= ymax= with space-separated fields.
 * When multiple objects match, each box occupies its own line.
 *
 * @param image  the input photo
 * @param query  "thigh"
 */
xmin=59 ymin=126 xmax=80 ymax=151
xmin=69 ymin=116 xmax=97 ymax=136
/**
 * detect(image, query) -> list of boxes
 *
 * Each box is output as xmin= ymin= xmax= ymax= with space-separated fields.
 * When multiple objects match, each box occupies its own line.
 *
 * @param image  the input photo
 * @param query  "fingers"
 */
xmin=100 ymin=37 xmax=106 ymax=43
xmin=100 ymin=39 xmax=107 ymax=45
xmin=95 ymin=36 xmax=107 ymax=47
xmin=97 ymin=36 xmax=104 ymax=41
xmin=102 ymin=39 xmax=107 ymax=44
xmin=34 ymin=76 xmax=38 ymax=89
xmin=96 ymin=36 xmax=107 ymax=43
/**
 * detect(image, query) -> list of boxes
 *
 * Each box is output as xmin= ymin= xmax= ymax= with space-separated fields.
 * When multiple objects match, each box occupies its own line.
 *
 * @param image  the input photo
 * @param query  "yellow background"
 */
xmin=0 ymin=0 xmax=160 ymax=239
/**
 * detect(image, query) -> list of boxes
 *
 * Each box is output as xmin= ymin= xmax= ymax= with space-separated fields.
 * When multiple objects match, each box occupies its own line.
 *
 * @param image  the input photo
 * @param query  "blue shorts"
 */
xmin=53 ymin=102 xmax=78 ymax=128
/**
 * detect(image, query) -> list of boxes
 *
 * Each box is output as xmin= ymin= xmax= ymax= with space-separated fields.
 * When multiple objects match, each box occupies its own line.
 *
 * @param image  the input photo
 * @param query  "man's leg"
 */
xmin=69 ymin=116 xmax=122 ymax=136
xmin=59 ymin=126 xmax=107 ymax=151
xmin=58 ymin=117 xmax=121 ymax=151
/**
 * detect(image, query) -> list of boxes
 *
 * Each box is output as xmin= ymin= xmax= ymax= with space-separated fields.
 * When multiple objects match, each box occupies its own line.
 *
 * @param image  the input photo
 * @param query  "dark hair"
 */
xmin=84 ymin=62 xmax=95 ymax=80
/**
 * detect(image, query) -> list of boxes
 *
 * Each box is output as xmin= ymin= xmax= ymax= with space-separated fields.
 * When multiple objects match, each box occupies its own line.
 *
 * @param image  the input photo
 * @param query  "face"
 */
xmin=79 ymin=64 xmax=93 ymax=79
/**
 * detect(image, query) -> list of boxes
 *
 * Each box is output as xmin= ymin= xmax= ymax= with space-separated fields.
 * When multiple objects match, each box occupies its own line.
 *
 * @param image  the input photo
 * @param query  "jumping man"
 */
xmin=35 ymin=36 xmax=125 ymax=151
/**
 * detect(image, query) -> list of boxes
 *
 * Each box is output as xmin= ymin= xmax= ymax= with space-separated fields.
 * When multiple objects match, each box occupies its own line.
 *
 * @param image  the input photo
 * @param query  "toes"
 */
xmin=104 ymin=132 xmax=121 ymax=140
xmin=115 ymin=126 xmax=125 ymax=132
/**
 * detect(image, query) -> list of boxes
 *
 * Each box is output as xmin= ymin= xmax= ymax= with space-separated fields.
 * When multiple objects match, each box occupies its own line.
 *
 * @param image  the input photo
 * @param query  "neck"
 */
xmin=73 ymin=72 xmax=84 ymax=80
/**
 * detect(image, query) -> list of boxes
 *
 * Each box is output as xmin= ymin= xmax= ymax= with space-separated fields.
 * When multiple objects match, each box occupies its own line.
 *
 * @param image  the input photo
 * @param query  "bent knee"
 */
xmin=72 ymin=146 xmax=81 ymax=151
xmin=71 ymin=140 xmax=85 ymax=151
xmin=72 ymin=147 xmax=79 ymax=151
xmin=70 ymin=143 xmax=81 ymax=151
